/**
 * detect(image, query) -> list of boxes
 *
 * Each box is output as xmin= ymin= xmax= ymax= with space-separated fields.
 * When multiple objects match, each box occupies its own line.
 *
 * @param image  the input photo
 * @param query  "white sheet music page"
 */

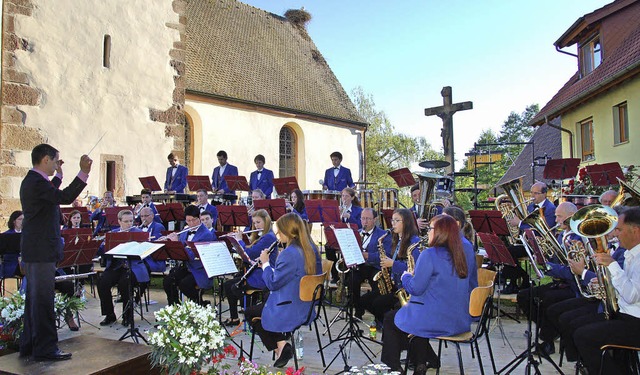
xmin=333 ymin=228 xmax=365 ymax=267
xmin=195 ymin=241 xmax=238 ymax=278
xmin=106 ymin=242 xmax=164 ymax=259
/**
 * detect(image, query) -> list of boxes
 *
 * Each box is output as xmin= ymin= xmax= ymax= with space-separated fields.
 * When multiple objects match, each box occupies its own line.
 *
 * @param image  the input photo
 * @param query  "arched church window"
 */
xmin=279 ymin=126 xmax=296 ymax=178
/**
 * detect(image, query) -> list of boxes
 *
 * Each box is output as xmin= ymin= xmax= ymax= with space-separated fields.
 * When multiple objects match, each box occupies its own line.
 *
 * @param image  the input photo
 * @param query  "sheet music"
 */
xmin=195 ymin=242 xmax=238 ymax=278
xmin=106 ymin=241 xmax=164 ymax=259
xmin=333 ymin=228 xmax=365 ymax=267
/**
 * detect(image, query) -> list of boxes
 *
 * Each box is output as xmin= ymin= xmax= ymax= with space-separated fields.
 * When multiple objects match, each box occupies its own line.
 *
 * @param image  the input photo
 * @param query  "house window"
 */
xmin=580 ymin=35 xmax=602 ymax=76
xmin=613 ymin=102 xmax=629 ymax=145
xmin=279 ymin=126 xmax=296 ymax=178
xmin=579 ymin=119 xmax=595 ymax=161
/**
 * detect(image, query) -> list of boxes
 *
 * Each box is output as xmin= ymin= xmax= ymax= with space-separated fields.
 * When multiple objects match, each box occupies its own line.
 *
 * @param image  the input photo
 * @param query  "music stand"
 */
xmin=273 ymin=176 xmax=299 ymax=197
xmin=543 ymin=158 xmax=580 ymax=180
xmin=224 ymin=176 xmax=251 ymax=192
xmin=253 ymin=198 xmax=287 ymax=220
xmin=323 ymin=223 xmax=360 ymax=250
xmin=139 ymin=176 xmax=162 ymax=192
xmin=586 ymin=162 xmax=625 ymax=186
xmin=0 ymin=233 xmax=20 ymax=284
xmin=104 ymin=207 xmax=127 ymax=228
xmin=306 ymin=200 xmax=340 ymax=224
xmin=217 ymin=205 xmax=250 ymax=228
xmin=156 ymin=203 xmax=185 ymax=224
xmin=388 ymin=168 xmax=416 ymax=188
xmin=469 ymin=210 xmax=511 ymax=237
xmin=186 ymin=175 xmax=212 ymax=192
xmin=380 ymin=209 xmax=395 ymax=230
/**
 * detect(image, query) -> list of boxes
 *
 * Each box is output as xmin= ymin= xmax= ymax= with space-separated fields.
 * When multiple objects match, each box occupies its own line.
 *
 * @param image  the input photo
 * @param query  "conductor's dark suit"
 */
xmin=20 ymin=170 xmax=86 ymax=357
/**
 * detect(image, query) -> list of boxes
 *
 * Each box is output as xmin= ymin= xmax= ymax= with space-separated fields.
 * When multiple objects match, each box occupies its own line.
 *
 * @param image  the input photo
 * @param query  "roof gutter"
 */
xmin=555 ymin=45 xmax=578 ymax=58
xmin=544 ymin=115 xmax=574 ymax=159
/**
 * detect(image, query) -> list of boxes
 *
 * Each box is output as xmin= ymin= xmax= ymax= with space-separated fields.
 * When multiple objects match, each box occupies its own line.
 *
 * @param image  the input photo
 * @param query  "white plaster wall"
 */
xmin=12 ymin=0 xmax=179 ymax=198
xmin=186 ymin=99 xmax=362 ymax=193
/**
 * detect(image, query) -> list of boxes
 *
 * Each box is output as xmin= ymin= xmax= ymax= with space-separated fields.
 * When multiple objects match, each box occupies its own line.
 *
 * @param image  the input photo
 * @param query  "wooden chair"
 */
xmin=434 ymin=283 xmax=496 ymax=375
xmin=598 ymin=344 xmax=640 ymax=375
xmin=477 ymin=268 xmax=496 ymax=288
xmin=250 ymin=272 xmax=328 ymax=369
xmin=475 ymin=254 xmax=484 ymax=269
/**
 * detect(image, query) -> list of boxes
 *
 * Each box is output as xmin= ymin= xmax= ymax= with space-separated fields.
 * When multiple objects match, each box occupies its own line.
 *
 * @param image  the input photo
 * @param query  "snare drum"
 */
xmin=379 ymin=188 xmax=398 ymax=210
xmin=323 ymin=190 xmax=341 ymax=201
xmin=357 ymin=189 xmax=374 ymax=208
xmin=435 ymin=177 xmax=454 ymax=198
xmin=303 ymin=190 xmax=324 ymax=200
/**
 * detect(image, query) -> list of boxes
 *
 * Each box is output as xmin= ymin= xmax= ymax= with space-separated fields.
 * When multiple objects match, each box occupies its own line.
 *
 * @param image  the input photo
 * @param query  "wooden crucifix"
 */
xmin=424 ymin=86 xmax=473 ymax=175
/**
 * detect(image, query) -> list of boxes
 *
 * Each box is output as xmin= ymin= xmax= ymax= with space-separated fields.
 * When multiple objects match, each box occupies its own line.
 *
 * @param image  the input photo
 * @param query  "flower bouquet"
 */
xmin=344 ymin=363 xmax=401 ymax=375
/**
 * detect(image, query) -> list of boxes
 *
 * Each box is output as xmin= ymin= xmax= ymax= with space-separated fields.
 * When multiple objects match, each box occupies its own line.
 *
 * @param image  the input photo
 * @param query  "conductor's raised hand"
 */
xmin=80 ymin=155 xmax=93 ymax=173
xmin=56 ymin=159 xmax=64 ymax=174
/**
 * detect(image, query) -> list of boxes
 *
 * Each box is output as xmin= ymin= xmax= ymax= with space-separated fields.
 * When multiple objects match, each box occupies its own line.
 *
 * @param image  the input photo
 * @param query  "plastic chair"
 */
xmin=250 ymin=272 xmax=328 ymax=369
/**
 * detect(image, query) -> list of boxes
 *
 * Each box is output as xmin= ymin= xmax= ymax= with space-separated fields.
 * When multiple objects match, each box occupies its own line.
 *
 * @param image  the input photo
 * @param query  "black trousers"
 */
xmin=380 ymin=309 xmax=437 ymax=372
xmin=360 ymin=289 xmax=397 ymax=323
xmin=246 ymin=302 xmax=286 ymax=352
xmin=516 ymin=283 xmax=574 ymax=342
xmin=97 ymin=266 xmax=139 ymax=318
xmin=163 ymin=264 xmax=199 ymax=305
xmin=353 ymin=264 xmax=380 ymax=318
xmin=20 ymin=262 xmax=58 ymax=357
xmin=574 ymin=313 xmax=640 ymax=375
xmin=546 ymin=297 xmax=600 ymax=362
xmin=325 ymin=246 xmax=339 ymax=282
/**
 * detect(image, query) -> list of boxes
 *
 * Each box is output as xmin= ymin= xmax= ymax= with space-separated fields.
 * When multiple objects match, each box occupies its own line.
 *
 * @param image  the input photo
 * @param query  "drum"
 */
xmin=323 ymin=190 xmax=341 ymax=201
xmin=303 ymin=190 xmax=324 ymax=200
xmin=379 ymin=188 xmax=398 ymax=210
xmin=435 ymin=177 xmax=454 ymax=198
xmin=357 ymin=189 xmax=374 ymax=208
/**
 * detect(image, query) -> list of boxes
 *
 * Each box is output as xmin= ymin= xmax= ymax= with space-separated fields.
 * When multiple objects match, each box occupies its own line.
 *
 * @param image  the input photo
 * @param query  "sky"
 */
xmin=241 ymin=0 xmax=610 ymax=171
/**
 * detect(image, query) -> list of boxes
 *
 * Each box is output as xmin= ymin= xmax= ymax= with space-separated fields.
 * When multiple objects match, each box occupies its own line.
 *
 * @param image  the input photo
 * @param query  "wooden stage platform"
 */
xmin=0 ymin=335 xmax=160 ymax=375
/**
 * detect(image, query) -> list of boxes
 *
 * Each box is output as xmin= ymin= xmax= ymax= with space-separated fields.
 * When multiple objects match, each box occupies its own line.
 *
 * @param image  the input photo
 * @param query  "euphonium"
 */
xmin=563 ymin=231 xmax=594 ymax=299
xmin=611 ymin=177 xmax=640 ymax=207
xmin=335 ymin=258 xmax=349 ymax=304
xmin=372 ymin=230 xmax=393 ymax=295
xmin=570 ymin=204 xmax=619 ymax=319
xmin=495 ymin=194 xmax=521 ymax=245
xmin=415 ymin=172 xmax=439 ymax=237
xmin=395 ymin=241 xmax=420 ymax=307
xmin=496 ymin=176 xmax=532 ymax=221
xmin=522 ymin=207 xmax=568 ymax=264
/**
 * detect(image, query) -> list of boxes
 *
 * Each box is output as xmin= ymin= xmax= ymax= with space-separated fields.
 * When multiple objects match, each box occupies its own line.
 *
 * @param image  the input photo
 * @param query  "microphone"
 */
xmin=319 ymin=179 xmax=324 ymax=188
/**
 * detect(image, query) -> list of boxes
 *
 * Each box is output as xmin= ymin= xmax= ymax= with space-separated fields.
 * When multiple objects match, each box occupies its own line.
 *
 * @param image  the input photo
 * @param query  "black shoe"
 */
xmin=537 ymin=341 xmax=555 ymax=356
xmin=99 ymin=315 xmax=116 ymax=326
xmin=222 ymin=318 xmax=240 ymax=327
xmin=273 ymin=343 xmax=293 ymax=368
xmin=34 ymin=349 xmax=72 ymax=361
xmin=414 ymin=364 xmax=427 ymax=375
xmin=502 ymin=283 xmax=519 ymax=294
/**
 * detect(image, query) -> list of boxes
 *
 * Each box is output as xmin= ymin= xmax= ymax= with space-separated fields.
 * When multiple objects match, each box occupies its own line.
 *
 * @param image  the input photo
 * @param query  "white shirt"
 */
xmin=361 ymin=229 xmax=373 ymax=249
xmin=608 ymin=242 xmax=640 ymax=318
xmin=219 ymin=164 xmax=227 ymax=176
xmin=333 ymin=165 xmax=341 ymax=177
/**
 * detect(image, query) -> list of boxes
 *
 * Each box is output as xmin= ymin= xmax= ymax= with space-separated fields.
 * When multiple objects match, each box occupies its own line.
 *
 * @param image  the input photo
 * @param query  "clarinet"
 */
xmin=235 ymin=241 xmax=279 ymax=288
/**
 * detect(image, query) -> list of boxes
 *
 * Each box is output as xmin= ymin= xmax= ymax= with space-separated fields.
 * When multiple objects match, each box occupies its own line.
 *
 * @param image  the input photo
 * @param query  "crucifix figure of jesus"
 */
xmin=424 ymin=86 xmax=473 ymax=175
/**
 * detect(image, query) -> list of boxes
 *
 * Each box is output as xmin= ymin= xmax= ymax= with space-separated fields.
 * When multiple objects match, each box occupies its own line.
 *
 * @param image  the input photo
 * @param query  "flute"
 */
xmin=218 ymin=229 xmax=261 ymax=238
xmin=153 ymin=225 xmax=200 ymax=241
xmin=235 ymin=241 xmax=279 ymax=287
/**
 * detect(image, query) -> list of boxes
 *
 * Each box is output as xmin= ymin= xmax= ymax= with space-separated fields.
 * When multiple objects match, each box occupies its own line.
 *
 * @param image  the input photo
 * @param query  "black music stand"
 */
xmin=253 ymin=198 xmax=287 ymax=220
xmin=273 ymin=177 xmax=299 ymax=197
xmin=586 ymin=162 xmax=625 ymax=186
xmin=308 ymin=199 xmax=340 ymax=251
xmin=104 ymin=231 xmax=151 ymax=343
xmin=217 ymin=205 xmax=250 ymax=229
xmin=0 ymin=233 xmax=21 ymax=291
xmin=225 ymin=176 xmax=251 ymax=192
xmin=186 ymin=175 xmax=213 ymax=192
xmin=388 ymin=168 xmax=416 ymax=188
xmin=139 ymin=176 xmax=162 ymax=192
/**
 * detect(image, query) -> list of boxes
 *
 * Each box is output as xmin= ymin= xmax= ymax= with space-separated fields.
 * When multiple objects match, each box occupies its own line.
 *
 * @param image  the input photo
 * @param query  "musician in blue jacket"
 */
xmin=90 ymin=190 xmax=116 ymax=235
xmin=164 ymin=153 xmax=188 ymax=193
xmin=340 ymin=188 xmax=363 ymax=229
xmin=249 ymin=154 xmax=274 ymax=198
xmin=195 ymin=189 xmax=218 ymax=228
xmin=222 ymin=209 xmax=278 ymax=326
xmin=163 ymin=205 xmax=215 ymax=305
xmin=138 ymin=207 xmax=167 ymax=274
xmin=1 ymin=210 xmax=23 ymax=279
xmin=360 ymin=208 xmax=421 ymax=325
xmin=382 ymin=215 xmax=474 ymax=373
xmin=285 ymin=189 xmax=308 ymax=221
xmin=134 ymin=188 xmax=161 ymax=224
xmin=322 ymin=151 xmax=354 ymax=192
xmin=245 ymin=213 xmax=322 ymax=368
xmin=211 ymin=150 xmax=238 ymax=196
xmin=97 ymin=210 xmax=147 ymax=327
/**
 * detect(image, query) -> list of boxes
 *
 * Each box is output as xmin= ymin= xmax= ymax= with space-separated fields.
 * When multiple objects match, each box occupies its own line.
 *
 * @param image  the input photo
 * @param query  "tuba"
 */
xmin=395 ymin=241 xmax=420 ymax=307
xmin=497 ymin=176 xmax=532 ymax=222
xmin=570 ymin=204 xmax=619 ymax=319
xmin=415 ymin=172 xmax=439 ymax=236
xmin=495 ymin=194 xmax=521 ymax=245
xmin=611 ymin=177 xmax=640 ymax=207
xmin=521 ymin=208 xmax=568 ymax=264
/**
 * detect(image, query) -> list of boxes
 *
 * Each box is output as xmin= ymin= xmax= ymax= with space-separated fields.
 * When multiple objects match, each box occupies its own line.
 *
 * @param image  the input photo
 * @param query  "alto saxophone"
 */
xmin=335 ymin=258 xmax=349 ymax=304
xmin=372 ymin=231 xmax=393 ymax=295
xmin=396 ymin=241 xmax=421 ymax=307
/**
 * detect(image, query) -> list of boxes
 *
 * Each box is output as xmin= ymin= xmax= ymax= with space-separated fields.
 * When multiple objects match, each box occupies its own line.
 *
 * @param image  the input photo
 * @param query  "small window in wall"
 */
xmin=613 ymin=102 xmax=629 ymax=145
xmin=279 ymin=126 xmax=297 ymax=178
xmin=106 ymin=160 xmax=116 ymax=192
xmin=580 ymin=34 xmax=602 ymax=76
xmin=579 ymin=119 xmax=595 ymax=161
xmin=103 ymin=35 xmax=111 ymax=68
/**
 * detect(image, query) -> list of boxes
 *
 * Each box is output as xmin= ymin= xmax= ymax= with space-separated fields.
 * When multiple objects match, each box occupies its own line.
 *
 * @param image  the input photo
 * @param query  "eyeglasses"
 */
xmin=391 ymin=219 xmax=403 ymax=224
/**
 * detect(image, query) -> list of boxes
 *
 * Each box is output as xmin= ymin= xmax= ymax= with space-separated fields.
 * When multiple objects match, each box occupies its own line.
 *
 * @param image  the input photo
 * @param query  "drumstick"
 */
xmin=87 ymin=131 xmax=108 ymax=156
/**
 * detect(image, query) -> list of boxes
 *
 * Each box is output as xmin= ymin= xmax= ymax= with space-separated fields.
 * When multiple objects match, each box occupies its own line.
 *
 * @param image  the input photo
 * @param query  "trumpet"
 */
xmin=218 ymin=229 xmax=261 ymax=238
xmin=235 ymin=241 xmax=279 ymax=287
xmin=153 ymin=225 xmax=201 ymax=241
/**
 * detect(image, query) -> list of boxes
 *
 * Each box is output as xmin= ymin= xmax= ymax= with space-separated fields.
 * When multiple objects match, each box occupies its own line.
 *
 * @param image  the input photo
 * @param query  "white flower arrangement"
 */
xmin=149 ymin=300 xmax=227 ymax=375
xmin=344 ymin=364 xmax=401 ymax=375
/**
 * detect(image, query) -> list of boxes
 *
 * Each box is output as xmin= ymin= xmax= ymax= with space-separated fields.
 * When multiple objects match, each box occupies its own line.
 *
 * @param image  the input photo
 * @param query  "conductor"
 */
xmin=19 ymin=144 xmax=92 ymax=361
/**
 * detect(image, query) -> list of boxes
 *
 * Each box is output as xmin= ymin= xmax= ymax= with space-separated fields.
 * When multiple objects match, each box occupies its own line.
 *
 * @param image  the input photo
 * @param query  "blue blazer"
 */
xmin=395 ymin=245 xmax=473 ymax=338
xmin=323 ymin=166 xmax=354 ymax=191
xmin=249 ymin=168 xmax=274 ymax=197
xmin=292 ymin=206 xmax=308 ymax=221
xmin=462 ymin=236 xmax=479 ymax=292
xmin=238 ymin=231 xmax=278 ymax=289
xmin=199 ymin=203 xmax=219 ymax=228
xmin=141 ymin=221 xmax=167 ymax=273
xmin=164 ymin=165 xmax=188 ymax=193
xmin=211 ymin=164 xmax=238 ymax=195
xmin=90 ymin=208 xmax=109 ymax=236
xmin=104 ymin=228 xmax=152 ymax=283
xmin=363 ymin=227 xmax=392 ymax=270
xmin=180 ymin=225 xmax=216 ymax=289
xmin=1 ymin=229 xmax=20 ymax=278
xmin=389 ymin=235 xmax=421 ymax=287
xmin=342 ymin=205 xmax=363 ymax=229
xmin=521 ymin=199 xmax=556 ymax=230
xmin=261 ymin=243 xmax=322 ymax=333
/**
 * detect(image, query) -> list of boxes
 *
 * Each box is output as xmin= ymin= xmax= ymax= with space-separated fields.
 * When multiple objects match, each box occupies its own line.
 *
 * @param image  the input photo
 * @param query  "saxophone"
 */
xmin=334 ymin=258 xmax=349 ymax=304
xmin=372 ymin=231 xmax=393 ymax=295
xmin=395 ymin=241 xmax=421 ymax=307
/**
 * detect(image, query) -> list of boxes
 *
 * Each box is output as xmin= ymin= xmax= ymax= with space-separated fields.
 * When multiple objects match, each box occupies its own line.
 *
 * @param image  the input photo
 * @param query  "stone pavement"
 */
xmin=44 ymin=286 xmax=569 ymax=375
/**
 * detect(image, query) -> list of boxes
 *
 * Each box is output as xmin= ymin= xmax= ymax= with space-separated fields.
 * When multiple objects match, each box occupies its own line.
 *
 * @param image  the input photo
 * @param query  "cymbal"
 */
xmin=415 ymin=171 xmax=443 ymax=179
xmin=419 ymin=160 xmax=450 ymax=169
